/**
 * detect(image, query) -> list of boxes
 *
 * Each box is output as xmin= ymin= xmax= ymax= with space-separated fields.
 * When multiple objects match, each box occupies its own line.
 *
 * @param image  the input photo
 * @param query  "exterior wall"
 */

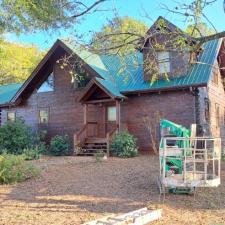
xmin=204 ymin=62 xmax=225 ymax=152
xmin=120 ymin=90 xmax=196 ymax=151
xmin=2 ymin=63 xmax=86 ymax=150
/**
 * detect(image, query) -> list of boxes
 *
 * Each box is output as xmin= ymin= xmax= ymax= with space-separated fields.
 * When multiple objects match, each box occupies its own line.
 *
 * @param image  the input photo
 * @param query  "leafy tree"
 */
xmin=91 ymin=16 xmax=148 ymax=54
xmin=0 ymin=0 xmax=106 ymax=34
xmin=0 ymin=40 xmax=43 ymax=84
xmin=185 ymin=22 xmax=215 ymax=38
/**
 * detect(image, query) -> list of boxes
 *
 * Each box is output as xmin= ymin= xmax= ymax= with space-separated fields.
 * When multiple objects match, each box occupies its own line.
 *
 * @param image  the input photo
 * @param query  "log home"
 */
xmin=0 ymin=17 xmax=225 ymax=154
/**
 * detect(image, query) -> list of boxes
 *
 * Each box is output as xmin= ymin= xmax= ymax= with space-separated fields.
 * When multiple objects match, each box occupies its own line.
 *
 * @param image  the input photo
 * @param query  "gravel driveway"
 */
xmin=0 ymin=155 xmax=224 ymax=225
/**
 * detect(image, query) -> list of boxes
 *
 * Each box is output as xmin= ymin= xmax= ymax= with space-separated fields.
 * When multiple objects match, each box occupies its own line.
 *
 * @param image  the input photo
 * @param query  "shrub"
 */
xmin=111 ymin=131 xmax=138 ymax=158
xmin=37 ymin=142 xmax=48 ymax=155
xmin=22 ymin=146 xmax=40 ymax=160
xmin=0 ymin=119 xmax=32 ymax=155
xmin=0 ymin=154 xmax=40 ymax=184
xmin=222 ymin=153 xmax=225 ymax=161
xmin=49 ymin=135 xmax=70 ymax=156
xmin=93 ymin=150 xmax=106 ymax=162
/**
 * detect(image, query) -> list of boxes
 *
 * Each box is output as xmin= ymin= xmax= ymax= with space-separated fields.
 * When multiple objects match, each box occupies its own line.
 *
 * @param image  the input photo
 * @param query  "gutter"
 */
xmin=121 ymin=82 xmax=207 ymax=95
xmin=0 ymin=102 xmax=16 ymax=108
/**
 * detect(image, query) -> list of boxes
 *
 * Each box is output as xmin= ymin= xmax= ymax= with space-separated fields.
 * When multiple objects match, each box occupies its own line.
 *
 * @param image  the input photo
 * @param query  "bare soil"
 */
xmin=0 ymin=155 xmax=224 ymax=225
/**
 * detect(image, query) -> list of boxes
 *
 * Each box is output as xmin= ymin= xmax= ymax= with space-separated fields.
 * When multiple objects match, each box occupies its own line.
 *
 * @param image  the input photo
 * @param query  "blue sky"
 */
xmin=5 ymin=0 xmax=225 ymax=50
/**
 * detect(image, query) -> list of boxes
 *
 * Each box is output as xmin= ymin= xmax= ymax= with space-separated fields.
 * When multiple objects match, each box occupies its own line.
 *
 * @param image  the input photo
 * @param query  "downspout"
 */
xmin=190 ymin=87 xmax=203 ymax=136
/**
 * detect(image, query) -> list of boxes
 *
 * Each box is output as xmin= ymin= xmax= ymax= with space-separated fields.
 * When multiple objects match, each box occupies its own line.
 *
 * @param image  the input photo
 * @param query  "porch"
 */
xmin=74 ymin=79 xmax=126 ymax=156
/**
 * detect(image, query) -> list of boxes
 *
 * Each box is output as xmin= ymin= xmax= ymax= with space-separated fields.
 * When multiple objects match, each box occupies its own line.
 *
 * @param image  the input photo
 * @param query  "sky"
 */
xmin=5 ymin=0 xmax=225 ymax=50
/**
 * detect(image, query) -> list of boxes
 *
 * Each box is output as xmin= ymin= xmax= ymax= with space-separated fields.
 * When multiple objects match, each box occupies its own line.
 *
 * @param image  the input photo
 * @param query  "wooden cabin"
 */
xmin=0 ymin=17 xmax=225 ymax=155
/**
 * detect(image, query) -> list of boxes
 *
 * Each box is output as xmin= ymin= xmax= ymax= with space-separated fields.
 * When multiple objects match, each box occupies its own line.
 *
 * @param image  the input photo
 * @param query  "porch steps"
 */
xmin=76 ymin=138 xmax=108 ymax=156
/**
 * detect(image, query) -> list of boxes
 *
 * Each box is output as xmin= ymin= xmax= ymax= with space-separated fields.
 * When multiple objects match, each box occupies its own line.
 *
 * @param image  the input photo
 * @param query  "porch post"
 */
xmin=116 ymin=100 xmax=121 ymax=132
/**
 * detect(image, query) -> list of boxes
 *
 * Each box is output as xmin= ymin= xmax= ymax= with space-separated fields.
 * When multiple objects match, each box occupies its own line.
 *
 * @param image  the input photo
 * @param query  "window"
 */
xmin=72 ymin=66 xmax=91 ymax=89
xmin=204 ymin=98 xmax=210 ymax=123
xmin=37 ymin=72 xmax=54 ymax=93
xmin=7 ymin=111 xmax=15 ymax=122
xmin=39 ymin=109 xmax=49 ymax=124
xmin=107 ymin=106 xmax=116 ymax=122
xmin=215 ymin=103 xmax=220 ymax=128
xmin=157 ymin=51 xmax=170 ymax=74
xmin=78 ymin=76 xmax=91 ymax=88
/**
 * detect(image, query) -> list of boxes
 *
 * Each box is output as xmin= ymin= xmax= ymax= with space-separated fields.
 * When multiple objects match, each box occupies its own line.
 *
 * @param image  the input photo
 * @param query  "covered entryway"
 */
xmin=74 ymin=78 xmax=125 ymax=156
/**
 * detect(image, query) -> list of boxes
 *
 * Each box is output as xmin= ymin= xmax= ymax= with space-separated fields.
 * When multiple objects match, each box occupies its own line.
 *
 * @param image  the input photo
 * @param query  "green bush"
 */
xmin=0 ymin=119 xmax=32 ymax=155
xmin=111 ymin=131 xmax=138 ymax=158
xmin=49 ymin=135 xmax=70 ymax=156
xmin=0 ymin=154 xmax=40 ymax=184
xmin=22 ymin=146 xmax=40 ymax=160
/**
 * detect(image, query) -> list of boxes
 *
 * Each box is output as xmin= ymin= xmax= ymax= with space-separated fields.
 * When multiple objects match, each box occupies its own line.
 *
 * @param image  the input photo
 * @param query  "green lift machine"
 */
xmin=159 ymin=119 xmax=193 ymax=194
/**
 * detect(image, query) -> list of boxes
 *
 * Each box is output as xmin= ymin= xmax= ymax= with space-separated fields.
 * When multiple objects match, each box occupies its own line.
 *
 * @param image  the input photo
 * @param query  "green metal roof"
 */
xmin=95 ymin=77 xmax=125 ymax=98
xmin=64 ymin=38 xmax=221 ymax=94
xmin=0 ymin=83 xmax=22 ymax=105
xmin=0 ymin=38 xmax=221 ymax=105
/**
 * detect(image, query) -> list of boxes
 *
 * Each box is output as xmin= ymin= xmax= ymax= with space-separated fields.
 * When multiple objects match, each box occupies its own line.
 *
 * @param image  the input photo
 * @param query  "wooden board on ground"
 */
xmin=82 ymin=207 xmax=162 ymax=225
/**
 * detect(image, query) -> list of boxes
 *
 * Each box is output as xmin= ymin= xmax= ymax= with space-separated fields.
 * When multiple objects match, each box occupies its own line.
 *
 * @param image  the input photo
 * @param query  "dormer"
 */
xmin=142 ymin=17 xmax=196 ymax=82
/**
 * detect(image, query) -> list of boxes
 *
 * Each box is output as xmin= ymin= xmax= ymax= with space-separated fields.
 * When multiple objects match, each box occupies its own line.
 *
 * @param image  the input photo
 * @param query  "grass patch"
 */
xmin=0 ymin=153 xmax=40 ymax=184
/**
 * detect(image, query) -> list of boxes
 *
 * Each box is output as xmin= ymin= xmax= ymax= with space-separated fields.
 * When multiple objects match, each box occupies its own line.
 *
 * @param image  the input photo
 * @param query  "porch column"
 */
xmin=116 ymin=100 xmax=121 ymax=132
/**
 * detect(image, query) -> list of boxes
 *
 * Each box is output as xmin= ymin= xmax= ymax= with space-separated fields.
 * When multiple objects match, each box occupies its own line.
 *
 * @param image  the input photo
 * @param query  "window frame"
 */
xmin=157 ymin=51 xmax=170 ymax=74
xmin=38 ymin=108 xmax=49 ymax=124
xmin=37 ymin=72 xmax=54 ymax=93
xmin=107 ymin=106 xmax=116 ymax=122
xmin=204 ymin=98 xmax=210 ymax=123
xmin=7 ymin=111 xmax=16 ymax=122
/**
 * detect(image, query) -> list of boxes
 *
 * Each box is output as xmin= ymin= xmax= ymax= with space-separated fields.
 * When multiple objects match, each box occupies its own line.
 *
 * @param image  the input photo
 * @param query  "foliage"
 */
xmin=49 ymin=135 xmax=70 ymax=156
xmin=0 ymin=153 xmax=40 ymax=184
xmin=22 ymin=146 xmax=40 ymax=160
xmin=0 ymin=40 xmax=43 ymax=84
xmin=92 ymin=16 xmax=148 ymax=54
xmin=111 ymin=131 xmax=138 ymax=158
xmin=143 ymin=111 xmax=162 ymax=155
xmin=31 ymin=130 xmax=48 ymax=155
xmin=222 ymin=153 xmax=225 ymax=162
xmin=93 ymin=150 xmax=106 ymax=162
xmin=185 ymin=22 xmax=215 ymax=38
xmin=0 ymin=0 xmax=106 ymax=34
xmin=0 ymin=119 xmax=32 ymax=155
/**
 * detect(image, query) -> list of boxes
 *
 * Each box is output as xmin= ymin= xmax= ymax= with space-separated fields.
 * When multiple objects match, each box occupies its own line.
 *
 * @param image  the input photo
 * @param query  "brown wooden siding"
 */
xmin=120 ymin=90 xmax=196 ymax=151
xmin=2 ymin=63 xmax=86 ymax=149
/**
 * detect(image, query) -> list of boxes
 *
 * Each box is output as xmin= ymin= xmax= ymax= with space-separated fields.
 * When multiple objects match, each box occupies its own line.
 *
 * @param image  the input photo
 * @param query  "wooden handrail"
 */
xmin=106 ymin=124 xmax=119 ymax=157
xmin=74 ymin=124 xmax=88 ymax=154
xmin=108 ymin=124 xmax=119 ymax=137
xmin=76 ymin=123 xmax=88 ymax=137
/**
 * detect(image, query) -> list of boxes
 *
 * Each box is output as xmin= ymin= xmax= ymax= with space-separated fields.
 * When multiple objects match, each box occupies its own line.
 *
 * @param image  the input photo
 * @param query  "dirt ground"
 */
xmin=0 ymin=155 xmax=224 ymax=225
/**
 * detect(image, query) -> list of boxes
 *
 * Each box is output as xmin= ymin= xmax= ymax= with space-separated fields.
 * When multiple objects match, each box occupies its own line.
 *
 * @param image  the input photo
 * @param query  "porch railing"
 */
xmin=74 ymin=122 xmax=119 ymax=156
xmin=106 ymin=124 xmax=119 ymax=155
xmin=74 ymin=123 xmax=88 ymax=151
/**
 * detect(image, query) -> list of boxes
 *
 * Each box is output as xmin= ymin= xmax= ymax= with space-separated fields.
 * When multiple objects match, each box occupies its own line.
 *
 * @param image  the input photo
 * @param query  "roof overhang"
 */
xmin=79 ymin=78 xmax=126 ymax=103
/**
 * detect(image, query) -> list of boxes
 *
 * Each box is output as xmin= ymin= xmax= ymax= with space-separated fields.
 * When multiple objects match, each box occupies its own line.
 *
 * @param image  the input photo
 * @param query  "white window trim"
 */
xmin=157 ymin=51 xmax=170 ymax=74
xmin=107 ymin=106 xmax=116 ymax=122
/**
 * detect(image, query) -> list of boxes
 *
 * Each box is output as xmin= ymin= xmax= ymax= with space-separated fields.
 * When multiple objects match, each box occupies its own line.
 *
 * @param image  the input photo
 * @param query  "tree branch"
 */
xmin=70 ymin=0 xmax=107 ymax=18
